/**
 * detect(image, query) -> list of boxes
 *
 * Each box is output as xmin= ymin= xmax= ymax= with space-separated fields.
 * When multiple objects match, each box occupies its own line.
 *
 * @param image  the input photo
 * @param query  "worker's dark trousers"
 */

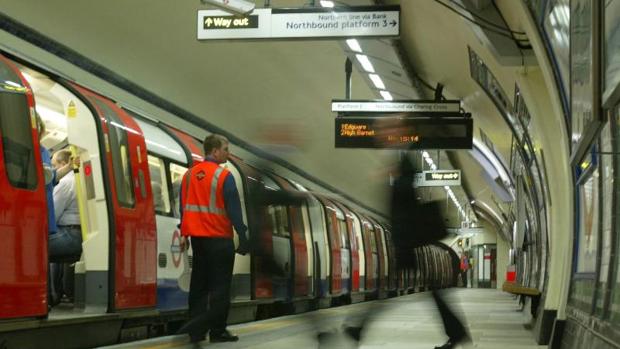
xmin=185 ymin=237 xmax=235 ymax=339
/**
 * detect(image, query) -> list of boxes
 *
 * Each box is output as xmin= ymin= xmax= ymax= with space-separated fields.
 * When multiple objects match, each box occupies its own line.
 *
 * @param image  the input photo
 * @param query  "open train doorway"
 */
xmin=17 ymin=64 xmax=111 ymax=315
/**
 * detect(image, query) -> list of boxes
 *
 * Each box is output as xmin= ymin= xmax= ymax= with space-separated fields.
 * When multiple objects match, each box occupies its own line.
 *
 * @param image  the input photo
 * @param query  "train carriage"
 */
xmin=0 ymin=52 xmax=460 ymax=348
xmin=332 ymin=200 xmax=365 ymax=303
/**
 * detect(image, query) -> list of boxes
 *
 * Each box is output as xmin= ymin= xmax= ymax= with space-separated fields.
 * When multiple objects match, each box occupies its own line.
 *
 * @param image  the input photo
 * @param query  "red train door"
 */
xmin=361 ymin=217 xmax=377 ymax=291
xmin=229 ymin=160 xmax=274 ymax=299
xmin=71 ymin=85 xmax=157 ymax=310
xmin=318 ymin=197 xmax=342 ymax=296
xmin=334 ymin=202 xmax=359 ymax=293
xmin=372 ymin=223 xmax=387 ymax=292
xmin=271 ymin=175 xmax=308 ymax=297
xmin=0 ymin=55 xmax=48 ymax=319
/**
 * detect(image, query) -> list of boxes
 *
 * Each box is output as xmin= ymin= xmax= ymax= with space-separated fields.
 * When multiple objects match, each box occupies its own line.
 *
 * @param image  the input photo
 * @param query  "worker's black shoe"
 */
xmin=210 ymin=330 xmax=239 ymax=342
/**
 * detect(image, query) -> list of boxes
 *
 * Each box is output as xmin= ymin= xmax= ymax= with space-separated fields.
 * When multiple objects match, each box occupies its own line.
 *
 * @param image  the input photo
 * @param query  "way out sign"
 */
xmin=414 ymin=170 xmax=462 ymax=187
xmin=197 ymin=5 xmax=400 ymax=40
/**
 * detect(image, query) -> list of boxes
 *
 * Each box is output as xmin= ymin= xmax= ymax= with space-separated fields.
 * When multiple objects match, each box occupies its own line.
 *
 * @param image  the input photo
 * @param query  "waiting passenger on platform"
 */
xmin=391 ymin=154 xmax=470 ymax=349
xmin=177 ymin=134 xmax=249 ymax=344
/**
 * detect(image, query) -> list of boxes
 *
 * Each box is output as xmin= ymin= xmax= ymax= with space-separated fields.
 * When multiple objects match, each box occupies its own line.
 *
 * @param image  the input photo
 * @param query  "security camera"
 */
xmin=201 ymin=0 xmax=256 ymax=15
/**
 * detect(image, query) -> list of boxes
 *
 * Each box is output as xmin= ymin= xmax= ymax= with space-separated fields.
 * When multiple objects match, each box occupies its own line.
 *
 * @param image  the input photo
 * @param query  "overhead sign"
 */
xmin=332 ymin=100 xmax=461 ymax=113
xmin=202 ymin=0 xmax=255 ymax=15
xmin=197 ymin=6 xmax=400 ymax=40
xmin=335 ymin=116 xmax=473 ymax=150
xmin=414 ymin=170 xmax=462 ymax=187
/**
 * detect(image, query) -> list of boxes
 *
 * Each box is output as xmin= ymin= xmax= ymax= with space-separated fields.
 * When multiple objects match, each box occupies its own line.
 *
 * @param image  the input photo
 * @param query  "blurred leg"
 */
xmin=432 ymin=290 xmax=466 ymax=341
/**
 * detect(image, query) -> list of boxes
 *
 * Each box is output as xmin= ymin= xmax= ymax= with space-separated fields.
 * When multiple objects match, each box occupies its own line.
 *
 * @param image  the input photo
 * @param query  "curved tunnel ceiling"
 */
xmin=0 ymin=0 xmax=559 ymax=233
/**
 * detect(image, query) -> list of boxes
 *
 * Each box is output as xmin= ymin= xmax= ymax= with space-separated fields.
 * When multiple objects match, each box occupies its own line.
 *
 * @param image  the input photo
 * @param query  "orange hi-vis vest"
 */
xmin=180 ymin=161 xmax=233 ymax=239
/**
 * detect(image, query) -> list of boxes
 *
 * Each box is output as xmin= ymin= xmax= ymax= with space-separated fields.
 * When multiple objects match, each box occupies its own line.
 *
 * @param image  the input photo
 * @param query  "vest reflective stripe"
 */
xmin=210 ymin=167 xmax=225 ymax=212
xmin=183 ymin=166 xmax=227 ymax=215
xmin=184 ymin=204 xmax=226 ymax=215
xmin=180 ymin=161 xmax=233 ymax=238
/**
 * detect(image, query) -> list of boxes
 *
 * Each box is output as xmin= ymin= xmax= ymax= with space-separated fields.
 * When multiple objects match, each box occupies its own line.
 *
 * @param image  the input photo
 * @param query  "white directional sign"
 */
xmin=331 ymin=100 xmax=461 ymax=113
xmin=197 ymin=6 xmax=400 ymax=40
xmin=414 ymin=170 xmax=462 ymax=187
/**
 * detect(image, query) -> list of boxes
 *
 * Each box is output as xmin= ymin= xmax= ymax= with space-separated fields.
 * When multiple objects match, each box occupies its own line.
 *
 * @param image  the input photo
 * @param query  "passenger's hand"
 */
xmin=236 ymin=236 xmax=250 ymax=255
xmin=71 ymin=156 xmax=81 ymax=168
xmin=179 ymin=236 xmax=189 ymax=253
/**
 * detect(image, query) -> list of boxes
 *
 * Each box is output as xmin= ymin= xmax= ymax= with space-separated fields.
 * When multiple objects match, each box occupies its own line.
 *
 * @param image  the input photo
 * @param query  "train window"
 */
xmin=268 ymin=205 xmax=291 ymax=238
xmin=338 ymin=219 xmax=350 ymax=249
xmin=148 ymin=155 xmax=171 ymax=215
xmin=368 ymin=227 xmax=378 ymax=253
xmin=0 ymin=92 xmax=38 ymax=189
xmin=91 ymin=99 xmax=135 ymax=207
xmin=169 ymin=163 xmax=187 ymax=218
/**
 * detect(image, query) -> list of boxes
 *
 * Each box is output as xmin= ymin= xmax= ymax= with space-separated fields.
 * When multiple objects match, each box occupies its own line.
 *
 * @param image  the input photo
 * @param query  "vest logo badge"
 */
xmin=196 ymin=170 xmax=206 ymax=180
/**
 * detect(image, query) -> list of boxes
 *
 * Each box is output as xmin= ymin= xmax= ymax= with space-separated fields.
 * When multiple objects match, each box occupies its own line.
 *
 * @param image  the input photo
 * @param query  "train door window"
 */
xmin=147 ymin=155 xmax=171 ymax=215
xmin=326 ymin=210 xmax=340 ymax=247
xmin=90 ymin=99 xmax=135 ymax=207
xmin=368 ymin=227 xmax=377 ymax=253
xmin=338 ymin=219 xmax=349 ymax=249
xmin=0 ymin=90 xmax=37 ymax=189
xmin=267 ymin=205 xmax=291 ymax=238
xmin=262 ymin=176 xmax=289 ymax=238
xmin=169 ymin=163 xmax=187 ymax=218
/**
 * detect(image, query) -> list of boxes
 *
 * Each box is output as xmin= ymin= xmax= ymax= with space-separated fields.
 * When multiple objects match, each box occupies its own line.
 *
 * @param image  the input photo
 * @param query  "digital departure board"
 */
xmin=335 ymin=116 xmax=473 ymax=149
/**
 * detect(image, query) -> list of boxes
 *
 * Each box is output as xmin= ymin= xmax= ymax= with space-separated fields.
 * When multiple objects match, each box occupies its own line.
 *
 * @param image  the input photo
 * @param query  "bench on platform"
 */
xmin=502 ymin=281 xmax=541 ymax=296
xmin=502 ymin=281 xmax=541 ymax=316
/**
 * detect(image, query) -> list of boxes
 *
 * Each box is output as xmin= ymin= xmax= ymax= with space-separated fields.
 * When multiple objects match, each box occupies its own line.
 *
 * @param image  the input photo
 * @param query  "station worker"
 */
xmin=179 ymin=134 xmax=249 ymax=344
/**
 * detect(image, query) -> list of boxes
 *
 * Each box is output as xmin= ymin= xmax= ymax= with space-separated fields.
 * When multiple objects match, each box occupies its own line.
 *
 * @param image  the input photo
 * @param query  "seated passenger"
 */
xmin=49 ymin=148 xmax=82 ymax=305
xmin=151 ymin=181 xmax=165 ymax=213
xmin=172 ymin=179 xmax=182 ymax=217
xmin=49 ymin=148 xmax=82 ymax=260
xmin=35 ymin=114 xmax=60 ymax=306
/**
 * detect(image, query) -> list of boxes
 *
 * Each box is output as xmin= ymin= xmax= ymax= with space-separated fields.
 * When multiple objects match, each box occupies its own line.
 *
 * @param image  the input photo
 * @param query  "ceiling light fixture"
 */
xmin=369 ymin=74 xmax=385 ymax=89
xmin=380 ymin=90 xmax=393 ymax=100
xmin=355 ymin=54 xmax=375 ymax=73
xmin=346 ymin=39 xmax=362 ymax=53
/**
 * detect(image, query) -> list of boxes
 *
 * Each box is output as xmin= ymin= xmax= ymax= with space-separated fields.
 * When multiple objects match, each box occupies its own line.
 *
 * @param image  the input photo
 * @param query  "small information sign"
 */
xmin=414 ymin=170 xmax=462 ymax=187
xmin=332 ymin=100 xmax=461 ymax=113
xmin=335 ymin=116 xmax=473 ymax=150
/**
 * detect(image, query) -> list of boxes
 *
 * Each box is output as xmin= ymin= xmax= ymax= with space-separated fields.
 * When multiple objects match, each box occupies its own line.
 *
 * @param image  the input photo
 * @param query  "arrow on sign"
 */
xmin=390 ymin=20 xmax=397 ymax=27
xmin=205 ymin=17 xmax=213 ymax=26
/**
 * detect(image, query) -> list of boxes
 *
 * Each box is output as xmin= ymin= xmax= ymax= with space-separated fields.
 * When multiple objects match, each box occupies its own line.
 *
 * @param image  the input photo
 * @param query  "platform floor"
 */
xmin=100 ymin=289 xmax=547 ymax=349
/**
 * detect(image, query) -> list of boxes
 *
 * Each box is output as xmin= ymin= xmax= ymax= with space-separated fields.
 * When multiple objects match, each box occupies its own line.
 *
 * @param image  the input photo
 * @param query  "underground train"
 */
xmin=0 ymin=52 xmax=459 ymax=348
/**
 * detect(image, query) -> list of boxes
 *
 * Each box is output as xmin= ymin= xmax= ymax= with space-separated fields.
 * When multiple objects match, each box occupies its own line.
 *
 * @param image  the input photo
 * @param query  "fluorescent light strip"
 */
xmin=320 ymin=1 xmax=335 ymax=7
xmin=380 ymin=90 xmax=393 ymax=100
xmin=346 ymin=39 xmax=362 ymax=53
xmin=472 ymin=138 xmax=515 ymax=199
xmin=368 ymin=74 xmax=385 ymax=89
xmin=355 ymin=54 xmax=375 ymax=73
xmin=425 ymin=150 xmax=471 ymax=220
xmin=36 ymin=105 xmax=67 ymax=125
